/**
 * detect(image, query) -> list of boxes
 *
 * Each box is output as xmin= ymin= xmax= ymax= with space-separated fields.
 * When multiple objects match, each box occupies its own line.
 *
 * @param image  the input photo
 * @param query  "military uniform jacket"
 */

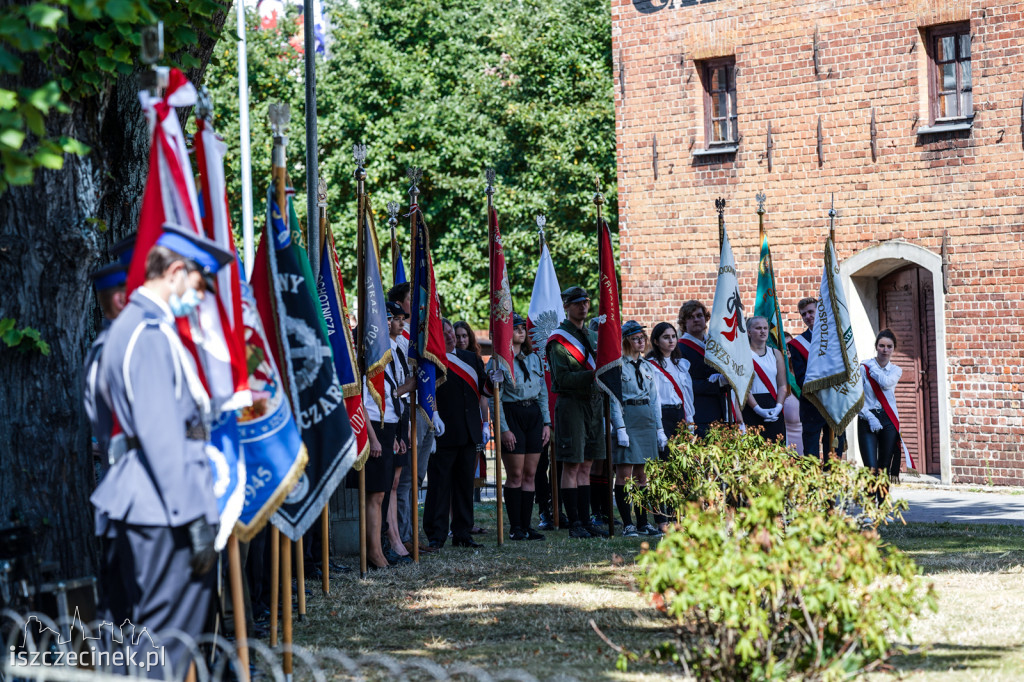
xmin=546 ymin=320 xmax=597 ymax=399
xmin=486 ymin=350 xmax=550 ymax=429
xmin=92 ymin=288 xmax=219 ymax=531
xmin=83 ymin=323 xmax=114 ymax=460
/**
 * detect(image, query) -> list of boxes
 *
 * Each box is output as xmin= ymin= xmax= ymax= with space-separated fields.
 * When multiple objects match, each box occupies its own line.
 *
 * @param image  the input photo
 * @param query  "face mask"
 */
xmin=169 ymin=286 xmax=201 ymax=318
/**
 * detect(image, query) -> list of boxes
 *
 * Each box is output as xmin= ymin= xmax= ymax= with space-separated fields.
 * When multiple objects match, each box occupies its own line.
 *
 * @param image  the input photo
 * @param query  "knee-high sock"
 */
xmin=561 ymin=487 xmax=579 ymax=525
xmin=590 ymin=474 xmax=608 ymax=519
xmin=634 ymin=486 xmax=649 ymax=528
xmin=614 ymin=485 xmax=633 ymax=527
xmin=520 ymin=490 xmax=535 ymax=530
xmin=504 ymin=486 xmax=521 ymax=530
xmin=577 ymin=485 xmax=591 ymax=524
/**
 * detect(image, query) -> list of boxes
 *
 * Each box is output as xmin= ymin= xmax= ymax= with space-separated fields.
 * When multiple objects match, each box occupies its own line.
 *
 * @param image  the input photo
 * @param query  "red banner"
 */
xmin=488 ymin=206 xmax=515 ymax=383
xmin=594 ymin=218 xmax=622 ymax=404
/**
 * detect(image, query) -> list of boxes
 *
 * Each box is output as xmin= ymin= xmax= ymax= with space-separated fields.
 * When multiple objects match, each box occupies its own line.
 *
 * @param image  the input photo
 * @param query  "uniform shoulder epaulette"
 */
xmin=142 ymin=313 xmax=163 ymax=327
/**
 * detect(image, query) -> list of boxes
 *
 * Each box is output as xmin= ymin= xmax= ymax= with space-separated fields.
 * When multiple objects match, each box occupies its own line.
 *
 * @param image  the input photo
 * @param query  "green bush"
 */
xmin=624 ymin=427 xmax=936 ymax=680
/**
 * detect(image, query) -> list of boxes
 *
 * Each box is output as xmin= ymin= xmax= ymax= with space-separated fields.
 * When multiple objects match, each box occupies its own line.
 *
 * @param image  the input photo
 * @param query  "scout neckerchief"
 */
xmin=862 ymin=362 xmax=916 ymax=470
xmin=549 ymin=328 xmax=596 ymax=370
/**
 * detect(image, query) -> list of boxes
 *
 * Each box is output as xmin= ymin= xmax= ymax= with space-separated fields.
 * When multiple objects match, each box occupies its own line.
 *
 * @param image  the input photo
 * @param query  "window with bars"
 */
xmin=928 ymin=24 xmax=972 ymax=123
xmin=700 ymin=58 xmax=738 ymax=148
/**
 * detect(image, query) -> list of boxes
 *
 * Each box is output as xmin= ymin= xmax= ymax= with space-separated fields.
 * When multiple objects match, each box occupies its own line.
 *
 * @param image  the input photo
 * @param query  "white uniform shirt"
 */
xmin=751 ymin=348 xmax=779 ymax=396
xmin=363 ymin=338 xmax=407 ymax=424
xmin=859 ymin=357 xmax=902 ymax=420
xmin=649 ymin=356 xmax=695 ymax=423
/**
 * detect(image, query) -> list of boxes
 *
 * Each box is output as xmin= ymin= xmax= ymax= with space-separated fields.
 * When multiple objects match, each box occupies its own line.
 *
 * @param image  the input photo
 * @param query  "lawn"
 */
xmin=281 ymin=506 xmax=1024 ymax=681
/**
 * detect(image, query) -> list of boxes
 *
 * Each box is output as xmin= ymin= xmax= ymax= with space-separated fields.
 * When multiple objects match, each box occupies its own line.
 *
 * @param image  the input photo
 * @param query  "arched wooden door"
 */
xmin=876 ymin=266 xmax=940 ymax=474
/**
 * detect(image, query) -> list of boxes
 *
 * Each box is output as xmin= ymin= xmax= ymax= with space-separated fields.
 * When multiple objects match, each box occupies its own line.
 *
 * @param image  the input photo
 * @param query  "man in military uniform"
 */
xmin=545 ymin=287 xmax=608 ymax=539
xmin=92 ymin=225 xmax=231 ymax=675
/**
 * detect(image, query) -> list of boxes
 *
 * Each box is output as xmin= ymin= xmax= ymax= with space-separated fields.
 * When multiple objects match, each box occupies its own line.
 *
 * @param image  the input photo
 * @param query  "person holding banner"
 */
xmin=610 ymin=321 xmax=665 ymax=538
xmin=789 ymin=297 xmax=846 ymax=460
xmin=742 ymin=316 xmax=788 ymax=442
xmin=487 ymin=313 xmax=551 ymax=541
xmin=858 ymin=330 xmax=906 ymax=486
xmin=677 ymin=300 xmax=729 ymax=436
xmin=383 ymin=302 xmax=417 ymax=563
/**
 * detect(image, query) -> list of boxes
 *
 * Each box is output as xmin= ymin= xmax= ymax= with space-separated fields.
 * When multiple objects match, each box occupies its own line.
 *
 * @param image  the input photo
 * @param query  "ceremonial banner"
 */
xmin=753 ymin=225 xmax=799 ymax=398
xmin=706 ymin=224 xmax=754 ymax=406
xmin=360 ymin=200 xmax=393 ymax=413
xmin=488 ymin=206 xmax=515 ymax=383
xmin=318 ymin=228 xmax=370 ymax=469
xmin=527 ymin=237 xmax=564 ymax=424
xmin=393 ymin=236 xmax=407 ymax=286
xmin=804 ymin=237 xmax=864 ymax=433
xmin=252 ymin=187 xmax=357 ymax=541
xmin=409 ymin=208 xmax=448 ymax=423
xmin=594 ymin=218 xmax=623 ymax=405
xmin=234 ymin=275 xmax=307 ymax=542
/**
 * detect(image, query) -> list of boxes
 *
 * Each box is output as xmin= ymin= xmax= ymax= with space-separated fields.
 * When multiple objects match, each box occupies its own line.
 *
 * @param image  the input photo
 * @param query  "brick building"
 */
xmin=611 ymin=0 xmax=1024 ymax=484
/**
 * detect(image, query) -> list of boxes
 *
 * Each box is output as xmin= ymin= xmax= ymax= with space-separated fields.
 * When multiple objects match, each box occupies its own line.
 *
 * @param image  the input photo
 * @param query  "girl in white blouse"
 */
xmin=858 ymin=330 xmax=904 ymax=485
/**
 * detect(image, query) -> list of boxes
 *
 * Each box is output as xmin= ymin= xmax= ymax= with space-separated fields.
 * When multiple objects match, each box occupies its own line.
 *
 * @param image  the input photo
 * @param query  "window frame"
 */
xmin=926 ymin=23 xmax=972 ymax=126
xmin=699 ymin=57 xmax=738 ymax=151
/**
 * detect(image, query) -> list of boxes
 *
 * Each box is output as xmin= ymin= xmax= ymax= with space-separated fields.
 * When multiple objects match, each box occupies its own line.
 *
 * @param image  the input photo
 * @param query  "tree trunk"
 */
xmin=0 ymin=23 xmax=226 ymax=580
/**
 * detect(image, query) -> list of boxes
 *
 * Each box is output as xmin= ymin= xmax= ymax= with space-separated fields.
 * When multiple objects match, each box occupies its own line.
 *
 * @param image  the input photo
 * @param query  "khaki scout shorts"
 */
xmin=554 ymin=393 xmax=607 ymax=463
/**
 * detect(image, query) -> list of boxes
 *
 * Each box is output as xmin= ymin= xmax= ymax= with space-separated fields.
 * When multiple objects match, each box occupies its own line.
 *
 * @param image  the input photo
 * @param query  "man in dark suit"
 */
xmin=788 ymin=296 xmax=846 ymax=462
xmin=676 ymin=300 xmax=730 ymax=437
xmin=424 ymin=319 xmax=492 ymax=549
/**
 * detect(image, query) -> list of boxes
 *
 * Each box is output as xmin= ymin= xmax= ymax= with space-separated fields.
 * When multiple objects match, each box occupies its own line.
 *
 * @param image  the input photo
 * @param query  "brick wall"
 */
xmin=611 ymin=0 xmax=1024 ymax=483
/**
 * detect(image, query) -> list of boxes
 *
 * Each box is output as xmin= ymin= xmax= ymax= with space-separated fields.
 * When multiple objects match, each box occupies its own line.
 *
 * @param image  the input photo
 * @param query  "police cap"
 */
xmin=157 ymin=224 xmax=233 ymax=291
xmin=90 ymin=262 xmax=128 ymax=292
xmin=386 ymin=301 xmax=406 ymax=319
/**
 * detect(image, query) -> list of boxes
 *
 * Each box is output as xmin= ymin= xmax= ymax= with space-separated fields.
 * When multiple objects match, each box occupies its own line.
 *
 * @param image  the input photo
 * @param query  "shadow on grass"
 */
xmin=888 ymin=641 xmax=1021 ymax=673
xmin=881 ymin=522 xmax=1024 ymax=574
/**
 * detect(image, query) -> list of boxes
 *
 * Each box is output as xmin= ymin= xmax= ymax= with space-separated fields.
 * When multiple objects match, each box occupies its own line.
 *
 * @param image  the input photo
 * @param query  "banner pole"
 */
xmin=227 ymin=536 xmax=250 ymax=682
xmin=281 ymin=535 xmax=293 ymax=681
xmin=486 ymin=169 xmax=504 ymax=546
xmin=825 ymin=194 xmax=837 ymax=459
xmin=354 ymin=144 xmax=369 ymax=578
xmin=302 ymin=0 xmax=320 ymax=275
xmin=269 ymin=527 xmax=279 ymax=647
xmin=409 ymin=168 xmax=422 ymax=564
xmin=235 ymin=0 xmax=255 ymax=279
xmin=295 ymin=538 xmax=305 ymax=621
xmin=594 ymin=180 xmax=614 ymax=538
xmin=320 ymin=505 xmax=330 ymax=594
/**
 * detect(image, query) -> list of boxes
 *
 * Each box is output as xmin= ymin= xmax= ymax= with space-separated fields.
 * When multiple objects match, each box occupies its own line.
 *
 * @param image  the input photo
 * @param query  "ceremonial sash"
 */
xmin=679 ymin=336 xmax=705 ymax=357
xmin=863 ymin=364 xmax=916 ymax=469
xmin=549 ymin=329 xmax=596 ymax=370
xmin=650 ymin=361 xmax=688 ymax=420
xmin=788 ymin=335 xmax=810 ymax=361
xmin=401 ymin=327 xmax=410 ymax=341
xmin=446 ymin=352 xmax=481 ymax=401
xmin=752 ymin=359 xmax=778 ymax=402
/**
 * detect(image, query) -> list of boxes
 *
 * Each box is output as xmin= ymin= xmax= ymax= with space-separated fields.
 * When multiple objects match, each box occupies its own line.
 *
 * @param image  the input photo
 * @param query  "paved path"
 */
xmin=892 ymin=486 xmax=1024 ymax=526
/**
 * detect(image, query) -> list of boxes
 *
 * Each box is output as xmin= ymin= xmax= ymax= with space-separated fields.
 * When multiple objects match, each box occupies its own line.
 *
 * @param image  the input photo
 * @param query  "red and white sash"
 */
xmin=788 ymin=334 xmax=810 ymax=361
xmin=548 ymin=329 xmax=596 ymax=370
xmin=679 ymin=333 xmax=705 ymax=357
xmin=446 ymin=352 xmax=481 ymax=401
xmin=752 ymin=360 xmax=778 ymax=402
xmin=650 ymin=361 xmax=689 ymax=421
xmin=863 ymin=364 xmax=916 ymax=469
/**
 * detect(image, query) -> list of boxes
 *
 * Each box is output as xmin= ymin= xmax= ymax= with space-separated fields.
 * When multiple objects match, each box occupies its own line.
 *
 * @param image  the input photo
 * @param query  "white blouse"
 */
xmin=860 ymin=357 xmax=902 ymax=419
xmin=649 ymin=356 xmax=695 ymax=423
xmin=751 ymin=348 xmax=779 ymax=396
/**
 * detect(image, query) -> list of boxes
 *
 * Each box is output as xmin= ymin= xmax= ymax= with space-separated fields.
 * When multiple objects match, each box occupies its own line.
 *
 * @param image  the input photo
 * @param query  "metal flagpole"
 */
xmin=236 ymin=0 xmax=255 ymax=279
xmin=316 ymin=177 xmax=331 ymax=595
xmin=354 ymin=143 xmax=369 ymax=578
xmin=388 ymin=201 xmax=400 ymax=286
xmin=824 ymin=194 xmax=837 ymax=458
xmin=537 ymin=216 xmax=558 ymax=530
xmin=594 ymin=179 xmax=614 ymax=539
xmin=486 ymin=169 xmax=504 ymax=546
xmin=715 ymin=197 xmax=733 ymax=425
xmin=302 ymin=0 xmax=320 ymax=275
xmin=408 ymin=167 xmax=422 ymax=563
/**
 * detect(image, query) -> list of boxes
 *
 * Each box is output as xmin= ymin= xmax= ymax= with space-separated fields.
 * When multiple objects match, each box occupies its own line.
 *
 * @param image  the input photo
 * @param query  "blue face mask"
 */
xmin=169 ymin=287 xmax=201 ymax=318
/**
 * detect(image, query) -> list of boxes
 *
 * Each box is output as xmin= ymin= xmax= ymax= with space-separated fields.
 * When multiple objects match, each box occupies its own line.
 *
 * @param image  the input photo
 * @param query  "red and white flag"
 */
xmin=488 ymin=206 xmax=515 ymax=384
xmin=594 ymin=218 xmax=622 ymax=406
xmin=527 ymin=235 xmax=564 ymax=424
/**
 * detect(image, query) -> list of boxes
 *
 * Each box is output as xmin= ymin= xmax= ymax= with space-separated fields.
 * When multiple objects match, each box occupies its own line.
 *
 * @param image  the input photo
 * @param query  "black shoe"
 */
xmin=559 ymin=512 xmax=570 ymax=526
xmin=537 ymin=512 xmax=554 ymax=531
xmin=584 ymin=523 xmax=610 ymax=538
xmin=524 ymin=527 xmax=546 ymax=541
xmin=384 ymin=547 xmax=401 ymax=565
xmin=509 ymin=527 xmax=527 ymax=541
xmin=428 ymin=540 xmax=445 ymax=550
xmin=568 ymin=522 xmax=592 ymax=539
xmin=452 ymin=536 xmax=483 ymax=548
xmin=391 ymin=554 xmax=414 ymax=565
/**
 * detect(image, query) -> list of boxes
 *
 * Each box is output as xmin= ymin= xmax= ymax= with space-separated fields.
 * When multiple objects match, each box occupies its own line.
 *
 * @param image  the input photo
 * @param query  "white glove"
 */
xmin=431 ymin=412 xmax=445 ymax=437
xmin=708 ymin=373 xmax=722 ymax=384
xmin=867 ymin=414 xmax=883 ymax=433
xmin=488 ymin=369 xmax=504 ymax=385
xmin=482 ymin=421 xmax=491 ymax=445
xmin=657 ymin=429 xmax=668 ymax=449
xmin=768 ymin=404 xmax=784 ymax=421
xmin=753 ymin=405 xmax=774 ymax=421
xmin=616 ymin=427 xmax=630 ymax=448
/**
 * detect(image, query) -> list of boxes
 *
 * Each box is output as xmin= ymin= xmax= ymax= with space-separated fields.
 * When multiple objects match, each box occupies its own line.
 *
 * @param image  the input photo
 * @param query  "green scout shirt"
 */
xmin=546 ymin=320 xmax=598 ymax=399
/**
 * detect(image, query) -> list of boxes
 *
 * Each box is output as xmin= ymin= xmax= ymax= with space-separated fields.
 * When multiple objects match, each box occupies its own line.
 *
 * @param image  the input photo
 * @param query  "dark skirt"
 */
xmin=503 ymin=400 xmax=545 ymax=454
xmin=346 ymin=421 xmax=397 ymax=493
xmin=660 ymin=404 xmax=687 ymax=454
xmin=741 ymin=393 xmax=786 ymax=443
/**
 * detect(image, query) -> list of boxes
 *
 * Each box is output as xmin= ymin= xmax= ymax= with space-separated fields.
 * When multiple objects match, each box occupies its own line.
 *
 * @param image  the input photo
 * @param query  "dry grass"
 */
xmin=280 ymin=507 xmax=1024 ymax=681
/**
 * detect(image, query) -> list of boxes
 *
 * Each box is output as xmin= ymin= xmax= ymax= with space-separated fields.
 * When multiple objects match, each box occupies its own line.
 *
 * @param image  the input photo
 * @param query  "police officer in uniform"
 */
xmin=546 ymin=287 xmax=609 ymax=539
xmin=92 ymin=225 xmax=231 ymax=675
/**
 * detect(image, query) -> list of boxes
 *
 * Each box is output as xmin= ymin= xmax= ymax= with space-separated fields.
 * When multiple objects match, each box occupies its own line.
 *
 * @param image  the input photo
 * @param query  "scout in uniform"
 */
xmin=92 ymin=225 xmax=231 ymax=675
xmin=545 ymin=286 xmax=608 ymax=539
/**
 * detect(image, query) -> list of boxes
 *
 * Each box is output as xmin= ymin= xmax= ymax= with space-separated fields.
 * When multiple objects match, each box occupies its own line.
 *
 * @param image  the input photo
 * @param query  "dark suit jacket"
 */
xmin=678 ymin=337 xmax=726 ymax=425
xmin=436 ymin=348 xmax=489 ymax=449
xmin=788 ymin=329 xmax=824 ymax=426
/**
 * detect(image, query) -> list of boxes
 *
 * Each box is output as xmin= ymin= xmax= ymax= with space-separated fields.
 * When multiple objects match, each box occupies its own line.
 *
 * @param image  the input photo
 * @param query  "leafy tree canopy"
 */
xmin=205 ymin=0 xmax=616 ymax=327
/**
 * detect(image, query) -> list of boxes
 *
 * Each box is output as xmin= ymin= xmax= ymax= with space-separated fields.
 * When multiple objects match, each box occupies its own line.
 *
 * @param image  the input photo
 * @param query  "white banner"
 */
xmin=706 ymin=225 xmax=753 ymax=407
xmin=527 ymin=240 xmax=565 ymax=367
xmin=804 ymin=237 xmax=864 ymax=433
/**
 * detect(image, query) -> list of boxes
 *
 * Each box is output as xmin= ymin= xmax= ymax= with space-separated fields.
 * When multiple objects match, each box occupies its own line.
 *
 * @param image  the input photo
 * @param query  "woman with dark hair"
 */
xmin=454 ymin=320 xmax=482 ymax=360
xmin=858 ymin=329 xmax=905 ymax=487
xmin=454 ymin=319 xmax=488 ymax=520
xmin=743 ymin=316 xmax=788 ymax=442
xmin=487 ymin=313 xmax=551 ymax=540
xmin=646 ymin=321 xmax=695 ymax=446
xmin=610 ymin=321 xmax=664 ymax=538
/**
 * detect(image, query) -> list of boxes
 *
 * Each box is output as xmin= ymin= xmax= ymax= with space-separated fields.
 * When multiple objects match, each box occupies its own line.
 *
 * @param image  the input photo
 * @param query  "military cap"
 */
xmin=386 ymin=301 xmax=406 ymax=319
xmin=560 ymin=286 xmax=590 ymax=306
xmin=621 ymin=320 xmax=645 ymax=339
xmin=512 ymin=312 xmax=527 ymax=327
xmin=156 ymin=224 xmax=233 ymax=292
xmin=90 ymin=262 xmax=128 ymax=292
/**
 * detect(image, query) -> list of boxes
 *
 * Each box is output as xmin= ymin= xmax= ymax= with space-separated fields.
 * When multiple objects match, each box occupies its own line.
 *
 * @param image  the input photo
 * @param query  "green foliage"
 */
xmin=0 ymin=0 xmax=226 ymax=194
xmin=204 ymin=0 xmax=616 ymax=327
xmin=0 ymin=318 xmax=51 ymax=355
xmin=624 ymin=428 xmax=936 ymax=680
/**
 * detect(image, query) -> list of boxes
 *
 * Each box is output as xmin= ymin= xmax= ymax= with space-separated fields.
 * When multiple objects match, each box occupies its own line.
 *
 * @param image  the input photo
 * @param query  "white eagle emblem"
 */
xmin=529 ymin=309 xmax=561 ymax=370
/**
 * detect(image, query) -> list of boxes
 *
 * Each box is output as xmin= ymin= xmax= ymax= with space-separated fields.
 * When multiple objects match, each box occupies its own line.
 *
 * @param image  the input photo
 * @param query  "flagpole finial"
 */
xmin=387 ymin=201 xmax=400 ymax=228
xmin=828 ymin=193 xmax=836 ymax=220
xmin=828 ymin=193 xmax=837 ymax=240
xmin=755 ymin=191 xmax=767 ymax=216
xmin=593 ymin=177 xmax=605 ymax=207
xmin=715 ymin=197 xmax=726 ymax=217
xmin=139 ymin=23 xmax=168 ymax=95
xmin=485 ymin=168 xmax=496 ymax=197
xmin=407 ymin=167 xmax=422 ymax=204
xmin=196 ymin=86 xmax=213 ymax=121
xmin=535 ymin=214 xmax=546 ymax=241
xmin=317 ymin=177 xmax=327 ymax=208
xmin=353 ymin=143 xmax=367 ymax=182
xmin=268 ymin=104 xmax=291 ymax=138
